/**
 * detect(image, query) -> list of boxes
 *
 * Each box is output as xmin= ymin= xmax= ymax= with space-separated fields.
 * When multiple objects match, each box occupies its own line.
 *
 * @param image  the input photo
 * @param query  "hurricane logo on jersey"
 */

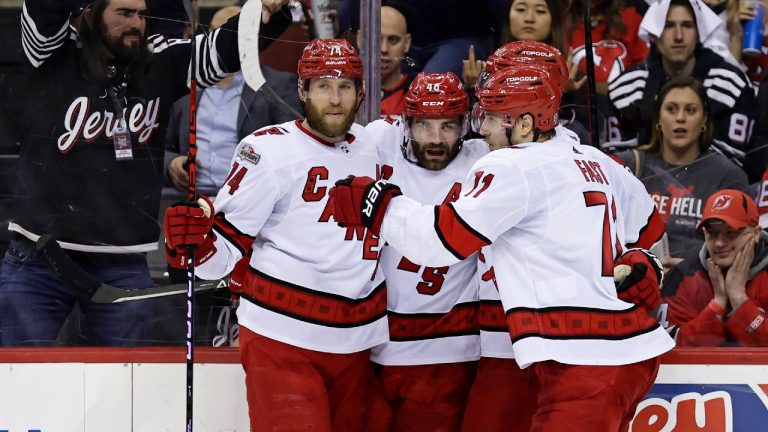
xmin=572 ymin=40 xmax=628 ymax=84
xmin=711 ymin=195 xmax=733 ymax=211
xmin=237 ymin=144 xmax=261 ymax=165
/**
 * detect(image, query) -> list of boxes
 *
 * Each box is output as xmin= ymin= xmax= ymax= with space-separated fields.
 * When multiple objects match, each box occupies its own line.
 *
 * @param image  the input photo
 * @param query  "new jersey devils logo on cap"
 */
xmin=711 ymin=195 xmax=733 ymax=211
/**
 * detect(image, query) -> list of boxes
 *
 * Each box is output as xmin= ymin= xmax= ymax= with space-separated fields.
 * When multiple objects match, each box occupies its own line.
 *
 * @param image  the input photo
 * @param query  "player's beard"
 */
xmin=305 ymin=100 xmax=357 ymax=139
xmin=412 ymin=140 xmax=460 ymax=170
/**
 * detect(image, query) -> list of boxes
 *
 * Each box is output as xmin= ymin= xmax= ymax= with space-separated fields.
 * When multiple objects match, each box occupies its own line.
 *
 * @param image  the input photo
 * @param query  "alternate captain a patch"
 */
xmin=238 ymin=143 xmax=261 ymax=165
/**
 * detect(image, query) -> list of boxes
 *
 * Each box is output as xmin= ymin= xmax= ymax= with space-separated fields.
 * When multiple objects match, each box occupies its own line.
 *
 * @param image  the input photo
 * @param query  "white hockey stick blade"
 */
xmin=36 ymin=234 xmax=228 ymax=304
xmin=239 ymin=0 xmax=266 ymax=91
xmin=91 ymin=278 xmax=229 ymax=303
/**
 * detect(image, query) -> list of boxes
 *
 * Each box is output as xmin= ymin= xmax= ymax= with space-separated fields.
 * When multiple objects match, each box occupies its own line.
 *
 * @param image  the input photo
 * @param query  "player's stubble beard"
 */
xmin=305 ymin=99 xmax=358 ymax=139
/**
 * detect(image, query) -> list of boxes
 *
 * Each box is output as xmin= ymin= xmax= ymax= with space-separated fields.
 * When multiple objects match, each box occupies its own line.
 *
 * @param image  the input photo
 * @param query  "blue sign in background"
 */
xmin=640 ymin=384 xmax=768 ymax=432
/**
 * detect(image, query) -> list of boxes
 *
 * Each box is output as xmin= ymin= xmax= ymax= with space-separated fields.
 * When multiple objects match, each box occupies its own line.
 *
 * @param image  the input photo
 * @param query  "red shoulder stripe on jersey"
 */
xmin=627 ymin=207 xmax=665 ymax=250
xmin=212 ymin=212 xmax=255 ymax=256
xmin=479 ymin=300 xmax=508 ymax=332
xmin=239 ymin=267 xmax=387 ymax=328
xmin=388 ymin=302 xmax=479 ymax=342
xmin=506 ymin=305 xmax=660 ymax=342
xmin=434 ymin=204 xmax=491 ymax=260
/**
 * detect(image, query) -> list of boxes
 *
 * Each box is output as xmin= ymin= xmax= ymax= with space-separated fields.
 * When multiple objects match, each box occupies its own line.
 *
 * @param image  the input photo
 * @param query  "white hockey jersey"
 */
xmin=476 ymin=248 xmax=516 ymax=359
xmin=197 ymin=120 xmax=388 ymax=354
xmin=380 ymin=129 xmax=675 ymax=368
xmin=365 ymin=119 xmax=488 ymax=365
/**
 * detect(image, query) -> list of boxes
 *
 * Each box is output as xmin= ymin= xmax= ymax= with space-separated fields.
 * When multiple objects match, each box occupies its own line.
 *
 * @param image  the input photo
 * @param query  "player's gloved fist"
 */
xmin=164 ymin=196 xmax=217 ymax=269
xmin=329 ymin=176 xmax=402 ymax=236
xmin=614 ymin=248 xmax=664 ymax=312
xmin=164 ymin=196 xmax=215 ymax=249
xmin=227 ymin=256 xmax=251 ymax=300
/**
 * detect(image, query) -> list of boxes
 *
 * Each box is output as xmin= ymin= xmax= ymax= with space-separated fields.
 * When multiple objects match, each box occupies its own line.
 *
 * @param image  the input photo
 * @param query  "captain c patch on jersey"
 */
xmin=237 ymin=144 xmax=261 ymax=165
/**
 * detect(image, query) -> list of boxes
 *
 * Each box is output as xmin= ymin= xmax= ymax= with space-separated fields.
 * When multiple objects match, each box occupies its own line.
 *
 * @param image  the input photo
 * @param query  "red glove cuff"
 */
xmin=164 ymin=232 xmax=217 ymax=270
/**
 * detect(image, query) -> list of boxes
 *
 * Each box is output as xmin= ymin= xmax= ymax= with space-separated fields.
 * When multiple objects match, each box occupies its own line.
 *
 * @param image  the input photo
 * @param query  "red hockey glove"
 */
xmin=329 ymin=176 xmax=402 ymax=236
xmin=227 ymin=256 xmax=251 ymax=300
xmin=164 ymin=196 xmax=214 ymax=249
xmin=163 ymin=196 xmax=217 ymax=269
xmin=614 ymin=248 xmax=663 ymax=312
xmin=164 ymin=234 xmax=217 ymax=270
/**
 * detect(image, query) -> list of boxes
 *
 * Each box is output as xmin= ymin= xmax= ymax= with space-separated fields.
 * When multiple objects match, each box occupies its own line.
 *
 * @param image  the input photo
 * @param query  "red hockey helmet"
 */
xmin=401 ymin=72 xmax=470 ymax=166
xmin=482 ymin=41 xmax=568 ymax=92
xmin=403 ymin=72 xmax=469 ymax=118
xmin=298 ymin=38 xmax=364 ymax=100
xmin=474 ymin=64 xmax=561 ymax=133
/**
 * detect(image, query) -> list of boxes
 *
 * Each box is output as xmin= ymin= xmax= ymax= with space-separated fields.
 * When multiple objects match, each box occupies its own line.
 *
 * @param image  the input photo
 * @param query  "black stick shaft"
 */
xmin=184 ymin=2 xmax=198 ymax=431
xmin=583 ymin=0 xmax=599 ymax=146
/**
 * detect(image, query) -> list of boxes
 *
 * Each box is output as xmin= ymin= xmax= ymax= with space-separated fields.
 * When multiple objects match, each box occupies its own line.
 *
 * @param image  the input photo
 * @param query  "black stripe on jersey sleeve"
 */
xmin=211 ymin=212 xmax=255 ymax=257
xmin=434 ymin=206 xmax=464 ymax=261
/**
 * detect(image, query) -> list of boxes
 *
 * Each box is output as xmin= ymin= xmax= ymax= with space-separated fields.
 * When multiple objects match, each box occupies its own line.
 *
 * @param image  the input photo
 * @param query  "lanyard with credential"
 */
xmin=106 ymin=69 xmax=133 ymax=161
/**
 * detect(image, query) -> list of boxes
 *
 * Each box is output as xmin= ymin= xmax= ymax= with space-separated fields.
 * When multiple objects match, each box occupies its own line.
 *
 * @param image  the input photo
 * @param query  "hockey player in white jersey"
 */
xmin=330 ymin=64 xmax=675 ymax=431
xmin=163 ymin=39 xmax=386 ymax=432
xmin=363 ymin=72 xmax=488 ymax=432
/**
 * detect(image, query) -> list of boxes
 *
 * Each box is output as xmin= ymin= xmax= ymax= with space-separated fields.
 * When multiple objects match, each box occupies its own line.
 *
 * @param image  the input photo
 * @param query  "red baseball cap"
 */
xmin=697 ymin=189 xmax=759 ymax=231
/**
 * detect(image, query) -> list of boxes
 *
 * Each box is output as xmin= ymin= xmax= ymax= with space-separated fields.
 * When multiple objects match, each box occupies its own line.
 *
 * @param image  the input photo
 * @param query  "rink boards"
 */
xmin=1 ymin=348 xmax=767 ymax=431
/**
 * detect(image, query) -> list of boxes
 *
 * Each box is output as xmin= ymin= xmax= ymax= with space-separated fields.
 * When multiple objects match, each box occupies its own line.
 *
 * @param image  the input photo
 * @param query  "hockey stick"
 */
xmin=182 ymin=0 xmax=198 ymax=430
xmin=239 ymin=0 xmax=266 ymax=92
xmin=583 ymin=0 xmax=599 ymax=146
xmin=35 ymin=235 xmax=228 ymax=303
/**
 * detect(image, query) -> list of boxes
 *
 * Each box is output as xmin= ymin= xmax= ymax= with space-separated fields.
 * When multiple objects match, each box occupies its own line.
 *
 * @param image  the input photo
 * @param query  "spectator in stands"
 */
xmin=704 ymin=0 xmax=767 ymax=75
xmin=0 ymin=0 xmax=290 ymax=347
xmin=463 ymin=0 xmax=576 ymax=89
xmin=354 ymin=1 xmax=413 ymax=120
xmin=612 ymin=76 xmax=748 ymax=271
xmin=338 ymin=0 xmax=502 ymax=78
xmin=165 ymin=6 xmax=303 ymax=195
xmin=607 ymin=0 xmax=760 ymax=182
xmin=565 ymin=0 xmax=649 ymax=91
xmin=661 ymin=188 xmax=768 ymax=346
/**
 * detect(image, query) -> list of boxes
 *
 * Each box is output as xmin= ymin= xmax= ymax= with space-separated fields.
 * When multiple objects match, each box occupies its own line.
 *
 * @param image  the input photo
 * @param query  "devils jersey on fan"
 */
xmin=365 ymin=119 xmax=488 ymax=365
xmin=379 ymin=127 xmax=673 ymax=368
xmin=196 ymin=120 xmax=387 ymax=353
xmin=607 ymin=47 xmax=755 ymax=169
xmin=14 ymin=0 xmax=256 ymax=252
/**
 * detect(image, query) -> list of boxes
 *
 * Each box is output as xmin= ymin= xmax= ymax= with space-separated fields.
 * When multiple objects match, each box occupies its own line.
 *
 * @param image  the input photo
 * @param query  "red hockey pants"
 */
xmin=531 ymin=356 xmax=661 ymax=432
xmin=239 ymin=327 xmax=370 ymax=431
xmin=365 ymin=361 xmax=477 ymax=432
xmin=460 ymin=357 xmax=539 ymax=432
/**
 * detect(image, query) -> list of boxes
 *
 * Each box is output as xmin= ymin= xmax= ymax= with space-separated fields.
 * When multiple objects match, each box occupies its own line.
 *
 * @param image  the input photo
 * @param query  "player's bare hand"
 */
xmin=262 ymin=0 xmax=289 ymax=24
xmin=706 ymin=258 xmax=728 ymax=311
xmin=725 ymin=236 xmax=755 ymax=310
xmin=565 ymin=51 xmax=587 ymax=94
xmin=169 ymin=155 xmax=189 ymax=191
xmin=462 ymin=45 xmax=486 ymax=89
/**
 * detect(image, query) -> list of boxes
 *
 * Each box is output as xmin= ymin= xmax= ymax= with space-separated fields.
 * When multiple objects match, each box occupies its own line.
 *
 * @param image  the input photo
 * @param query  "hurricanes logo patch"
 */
xmin=238 ymin=144 xmax=261 ymax=165
xmin=712 ymin=195 xmax=733 ymax=211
